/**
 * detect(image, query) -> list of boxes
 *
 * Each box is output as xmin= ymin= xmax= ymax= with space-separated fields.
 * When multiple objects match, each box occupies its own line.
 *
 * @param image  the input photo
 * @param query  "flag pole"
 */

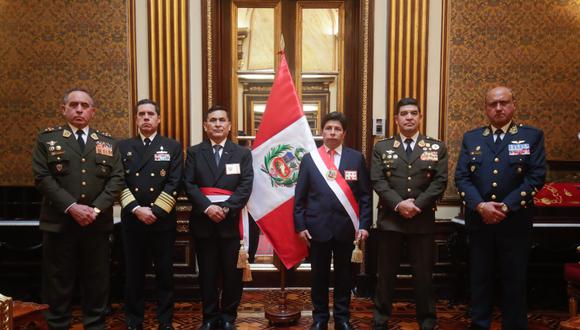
xmin=264 ymin=254 xmax=301 ymax=325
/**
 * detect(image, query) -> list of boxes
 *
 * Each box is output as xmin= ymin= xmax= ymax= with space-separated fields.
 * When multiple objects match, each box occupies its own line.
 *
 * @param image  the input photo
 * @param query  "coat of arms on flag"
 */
xmin=261 ymin=144 xmax=306 ymax=187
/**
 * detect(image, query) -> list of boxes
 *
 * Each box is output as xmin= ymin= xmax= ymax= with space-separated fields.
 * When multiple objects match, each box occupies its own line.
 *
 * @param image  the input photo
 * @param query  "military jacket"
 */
xmin=119 ymin=135 xmax=183 ymax=231
xmin=32 ymin=125 xmax=124 ymax=233
xmin=370 ymin=134 xmax=448 ymax=233
xmin=455 ymin=123 xmax=546 ymax=232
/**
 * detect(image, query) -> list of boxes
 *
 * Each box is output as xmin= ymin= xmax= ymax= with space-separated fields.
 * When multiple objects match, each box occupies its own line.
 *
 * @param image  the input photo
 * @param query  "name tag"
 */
xmin=420 ymin=151 xmax=438 ymax=161
xmin=226 ymin=163 xmax=241 ymax=175
xmin=344 ymin=170 xmax=358 ymax=181
xmin=154 ymin=151 xmax=171 ymax=161
xmin=508 ymin=143 xmax=530 ymax=156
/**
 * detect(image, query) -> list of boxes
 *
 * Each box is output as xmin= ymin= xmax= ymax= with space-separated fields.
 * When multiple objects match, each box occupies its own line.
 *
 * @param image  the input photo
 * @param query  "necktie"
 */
xmin=405 ymin=138 xmax=413 ymax=157
xmin=213 ymin=145 xmax=222 ymax=166
xmin=144 ymin=137 xmax=151 ymax=147
xmin=76 ymin=130 xmax=85 ymax=152
xmin=328 ymin=149 xmax=336 ymax=166
xmin=494 ymin=129 xmax=503 ymax=145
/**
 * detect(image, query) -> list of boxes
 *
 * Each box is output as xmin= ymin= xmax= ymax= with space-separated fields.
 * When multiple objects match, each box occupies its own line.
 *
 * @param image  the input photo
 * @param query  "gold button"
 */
xmin=151 ymin=173 xmax=155 ymax=177
xmin=151 ymin=203 xmax=154 ymax=207
xmin=81 ymin=158 xmax=86 ymax=162
xmin=81 ymin=194 xmax=86 ymax=198
xmin=517 ymin=167 xmax=522 ymax=173
xmin=173 ymin=191 xmax=177 ymax=196
xmin=461 ymin=192 xmax=465 ymax=197
xmin=136 ymin=172 xmax=140 ymax=176
xmin=520 ymin=191 xmax=527 ymax=197
xmin=57 ymin=157 xmax=61 ymax=160
xmin=493 ymin=169 xmax=498 ymax=174
xmin=472 ymin=157 xmax=476 ymax=160
xmin=494 ymin=157 xmax=499 ymax=163
xmin=408 ymin=165 xmax=412 ymax=169
xmin=135 ymin=188 xmax=139 ymax=192
xmin=81 ymin=169 xmax=86 ymax=173
xmin=408 ymin=176 xmax=412 ymax=180
xmin=492 ymin=182 xmax=498 ymax=187
xmin=462 ymin=201 xmax=466 ymax=205
xmin=521 ymin=200 xmax=526 ymax=206
xmin=407 ymin=188 xmax=412 ymax=192
xmin=82 ymin=181 xmax=86 ymax=186
xmin=428 ymin=165 xmax=432 ymax=169
xmin=531 ymin=191 xmax=536 ymax=196
xmin=491 ymin=194 xmax=496 ymax=200
xmin=102 ymin=160 xmax=106 ymax=164
xmin=150 ymin=188 xmax=154 ymax=192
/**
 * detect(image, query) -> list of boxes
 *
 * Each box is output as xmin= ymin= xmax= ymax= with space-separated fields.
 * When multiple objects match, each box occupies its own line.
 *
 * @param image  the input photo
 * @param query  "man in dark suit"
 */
xmin=184 ymin=106 xmax=253 ymax=330
xmin=294 ymin=111 xmax=372 ymax=330
xmin=370 ymin=98 xmax=448 ymax=330
xmin=455 ymin=86 xmax=546 ymax=330
xmin=119 ymin=99 xmax=183 ymax=330
xmin=32 ymin=88 xmax=124 ymax=330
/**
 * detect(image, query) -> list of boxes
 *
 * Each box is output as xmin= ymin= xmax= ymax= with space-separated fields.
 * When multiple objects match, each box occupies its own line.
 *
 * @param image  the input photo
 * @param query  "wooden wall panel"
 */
xmin=148 ymin=0 xmax=190 ymax=146
xmin=386 ymin=0 xmax=429 ymax=136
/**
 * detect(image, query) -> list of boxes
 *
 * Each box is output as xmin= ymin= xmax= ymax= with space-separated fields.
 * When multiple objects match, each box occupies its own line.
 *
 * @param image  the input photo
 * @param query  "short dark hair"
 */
xmin=63 ymin=88 xmax=94 ymax=105
xmin=205 ymin=105 xmax=230 ymax=121
xmin=321 ymin=111 xmax=347 ymax=131
xmin=395 ymin=98 xmax=420 ymax=114
xmin=135 ymin=99 xmax=160 ymax=115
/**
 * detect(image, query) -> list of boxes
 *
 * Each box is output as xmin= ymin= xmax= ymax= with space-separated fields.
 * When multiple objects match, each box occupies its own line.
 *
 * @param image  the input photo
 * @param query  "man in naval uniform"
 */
xmin=455 ymin=86 xmax=546 ymax=330
xmin=32 ymin=88 xmax=124 ymax=330
xmin=370 ymin=98 xmax=448 ymax=330
xmin=119 ymin=99 xmax=183 ymax=330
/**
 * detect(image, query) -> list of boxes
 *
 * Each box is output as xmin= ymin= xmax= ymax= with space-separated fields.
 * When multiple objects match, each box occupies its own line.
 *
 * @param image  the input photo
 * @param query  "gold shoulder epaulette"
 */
xmin=42 ymin=126 xmax=63 ymax=134
xmin=96 ymin=130 xmax=112 ymax=137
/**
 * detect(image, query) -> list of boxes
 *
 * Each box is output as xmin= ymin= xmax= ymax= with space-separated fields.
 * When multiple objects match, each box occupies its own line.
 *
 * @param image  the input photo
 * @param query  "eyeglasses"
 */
xmin=66 ymin=101 xmax=92 ymax=109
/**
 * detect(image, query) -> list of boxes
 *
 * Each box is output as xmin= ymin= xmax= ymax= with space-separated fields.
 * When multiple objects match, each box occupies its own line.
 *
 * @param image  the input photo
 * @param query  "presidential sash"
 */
xmin=310 ymin=146 xmax=360 ymax=236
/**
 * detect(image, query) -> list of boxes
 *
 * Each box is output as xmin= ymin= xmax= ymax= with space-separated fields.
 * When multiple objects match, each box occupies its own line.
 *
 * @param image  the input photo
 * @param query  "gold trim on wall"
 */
xmin=148 ymin=0 xmax=191 ymax=145
xmin=438 ymin=0 xmax=448 ymax=140
xmin=360 ymin=0 xmax=370 ymax=154
xmin=386 ymin=0 xmax=430 ymax=136
xmin=129 ymin=0 xmax=138 ymax=132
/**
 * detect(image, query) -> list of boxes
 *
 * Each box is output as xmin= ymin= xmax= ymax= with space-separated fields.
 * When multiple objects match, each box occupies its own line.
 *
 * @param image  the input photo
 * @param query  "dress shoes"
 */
xmin=221 ymin=321 xmax=237 ymax=330
xmin=197 ymin=321 xmax=219 ymax=330
xmin=158 ymin=324 xmax=174 ymax=330
xmin=127 ymin=325 xmax=143 ymax=330
xmin=334 ymin=321 xmax=355 ymax=330
xmin=309 ymin=321 xmax=328 ymax=330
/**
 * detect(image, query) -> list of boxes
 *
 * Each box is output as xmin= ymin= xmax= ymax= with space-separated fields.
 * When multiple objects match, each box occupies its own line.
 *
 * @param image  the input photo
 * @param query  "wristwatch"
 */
xmin=501 ymin=204 xmax=509 ymax=213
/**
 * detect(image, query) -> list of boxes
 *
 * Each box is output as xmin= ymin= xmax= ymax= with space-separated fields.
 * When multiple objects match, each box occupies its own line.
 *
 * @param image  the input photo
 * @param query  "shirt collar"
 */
xmin=491 ymin=121 xmax=512 ymax=134
xmin=210 ymin=139 xmax=227 ymax=149
xmin=399 ymin=131 xmax=419 ymax=142
xmin=324 ymin=144 xmax=343 ymax=156
xmin=140 ymin=131 xmax=157 ymax=143
xmin=68 ymin=124 xmax=89 ymax=137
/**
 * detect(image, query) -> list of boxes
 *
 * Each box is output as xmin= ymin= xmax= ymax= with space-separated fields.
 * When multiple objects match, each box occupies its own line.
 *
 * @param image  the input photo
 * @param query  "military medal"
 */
xmin=56 ymin=164 xmax=63 ymax=172
xmin=56 ymin=145 xmax=61 ymax=151
xmin=418 ymin=140 xmax=426 ymax=148
xmin=160 ymin=169 xmax=166 ymax=177
xmin=127 ymin=151 xmax=133 ymax=156
xmin=393 ymin=154 xmax=398 ymax=159
xmin=327 ymin=169 xmax=337 ymax=180
xmin=432 ymin=144 xmax=439 ymax=150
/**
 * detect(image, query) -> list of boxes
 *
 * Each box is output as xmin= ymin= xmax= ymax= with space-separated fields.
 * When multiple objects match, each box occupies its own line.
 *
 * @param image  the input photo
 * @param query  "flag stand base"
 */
xmin=265 ymin=254 xmax=302 ymax=325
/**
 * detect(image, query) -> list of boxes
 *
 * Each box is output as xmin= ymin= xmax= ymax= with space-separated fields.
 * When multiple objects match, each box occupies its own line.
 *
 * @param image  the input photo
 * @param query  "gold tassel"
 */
xmin=351 ymin=239 xmax=363 ymax=263
xmin=242 ymin=261 xmax=252 ymax=282
xmin=237 ymin=240 xmax=249 ymax=269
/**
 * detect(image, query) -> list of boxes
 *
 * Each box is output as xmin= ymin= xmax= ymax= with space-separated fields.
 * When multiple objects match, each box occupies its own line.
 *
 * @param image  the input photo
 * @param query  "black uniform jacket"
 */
xmin=119 ymin=135 xmax=183 ymax=231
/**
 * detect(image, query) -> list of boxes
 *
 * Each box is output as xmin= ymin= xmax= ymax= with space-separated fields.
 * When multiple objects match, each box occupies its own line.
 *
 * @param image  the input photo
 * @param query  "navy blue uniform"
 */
xmin=119 ymin=135 xmax=183 ymax=327
xmin=455 ymin=123 xmax=546 ymax=329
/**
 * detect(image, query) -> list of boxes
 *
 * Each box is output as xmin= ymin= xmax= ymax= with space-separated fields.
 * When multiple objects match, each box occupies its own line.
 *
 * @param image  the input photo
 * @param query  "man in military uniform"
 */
xmin=32 ymin=88 xmax=124 ymax=330
xmin=455 ymin=86 xmax=546 ymax=330
xmin=370 ymin=98 xmax=448 ymax=330
xmin=119 ymin=99 xmax=183 ymax=330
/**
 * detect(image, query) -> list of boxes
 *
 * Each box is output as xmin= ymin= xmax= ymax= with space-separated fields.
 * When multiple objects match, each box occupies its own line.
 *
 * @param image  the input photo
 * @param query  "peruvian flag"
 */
xmin=247 ymin=52 xmax=315 ymax=269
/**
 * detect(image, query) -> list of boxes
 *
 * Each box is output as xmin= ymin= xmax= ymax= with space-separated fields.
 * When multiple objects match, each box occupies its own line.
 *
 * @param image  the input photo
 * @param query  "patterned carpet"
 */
xmin=70 ymin=289 xmax=569 ymax=329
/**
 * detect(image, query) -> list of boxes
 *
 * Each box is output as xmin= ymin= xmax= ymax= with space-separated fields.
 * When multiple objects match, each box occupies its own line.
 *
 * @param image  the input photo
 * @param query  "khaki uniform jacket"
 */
xmin=32 ymin=125 xmax=124 ymax=233
xmin=370 ymin=135 xmax=448 ymax=234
